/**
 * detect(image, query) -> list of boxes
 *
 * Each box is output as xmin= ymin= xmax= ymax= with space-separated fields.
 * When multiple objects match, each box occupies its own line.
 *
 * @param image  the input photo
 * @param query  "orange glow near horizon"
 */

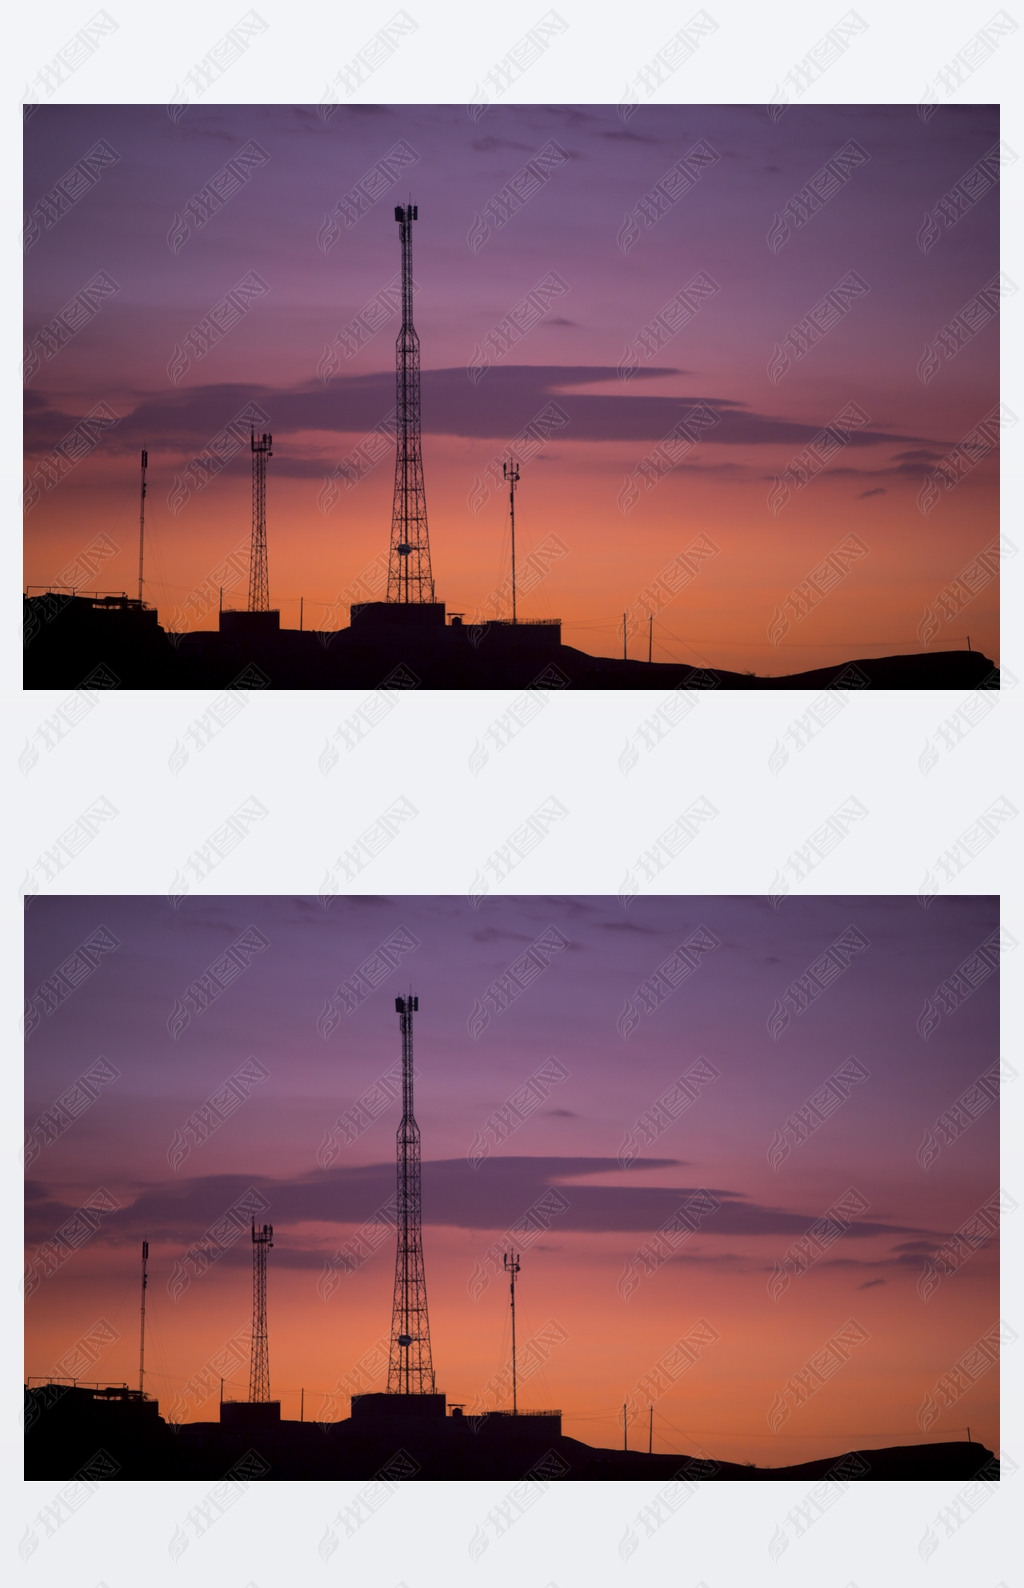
xmin=25 ymin=104 xmax=1001 ymax=675
xmin=25 ymin=897 xmax=1001 ymax=1469
xmin=25 ymin=1225 xmax=998 ymax=1466
xmin=23 ymin=437 xmax=999 ymax=676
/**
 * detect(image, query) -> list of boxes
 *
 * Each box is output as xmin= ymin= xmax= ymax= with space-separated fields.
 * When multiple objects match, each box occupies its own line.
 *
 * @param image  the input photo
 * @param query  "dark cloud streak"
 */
xmin=24 ymin=366 xmax=949 ymax=462
xmin=25 ymin=1157 xmax=941 ymax=1248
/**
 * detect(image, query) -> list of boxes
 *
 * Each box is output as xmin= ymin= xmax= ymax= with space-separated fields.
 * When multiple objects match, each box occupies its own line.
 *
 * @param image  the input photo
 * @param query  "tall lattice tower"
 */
xmin=249 ymin=428 xmax=272 ymax=612
xmin=387 ymin=994 xmax=435 ymax=1393
xmin=387 ymin=205 xmax=435 ymax=604
xmin=249 ymin=1219 xmax=273 ymax=1403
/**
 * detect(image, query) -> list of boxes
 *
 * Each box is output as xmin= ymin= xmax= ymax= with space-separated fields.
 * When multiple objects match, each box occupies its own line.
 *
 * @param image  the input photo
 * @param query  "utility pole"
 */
xmin=648 ymin=613 xmax=652 ymax=664
xmin=249 ymin=1219 xmax=274 ymax=1402
xmin=138 ymin=1239 xmax=148 ymax=1395
xmin=300 ymin=596 xmax=304 ymax=631
xmin=503 ymin=459 xmax=520 ymax=624
xmin=649 ymin=1404 xmax=653 ymax=1453
xmin=137 ymin=450 xmax=148 ymax=606
xmin=387 ymin=994 xmax=435 ymax=1393
xmin=301 ymin=1387 xmax=305 ymax=1422
xmin=504 ymin=1251 xmax=521 ymax=1414
xmin=388 ymin=204 xmax=434 ymax=602
xmin=249 ymin=429 xmax=272 ymax=612
xmin=623 ymin=1402 xmax=627 ymax=1451
xmin=623 ymin=612 xmax=627 ymax=660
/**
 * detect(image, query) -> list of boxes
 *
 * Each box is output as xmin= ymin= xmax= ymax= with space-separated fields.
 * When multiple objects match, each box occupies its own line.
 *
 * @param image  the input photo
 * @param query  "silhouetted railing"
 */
xmin=27 ymin=1377 xmax=130 ymax=1387
xmin=24 ymin=588 xmax=149 ymax=608
xmin=480 ymin=618 xmax=560 ymax=627
xmin=473 ymin=1408 xmax=562 ymax=1417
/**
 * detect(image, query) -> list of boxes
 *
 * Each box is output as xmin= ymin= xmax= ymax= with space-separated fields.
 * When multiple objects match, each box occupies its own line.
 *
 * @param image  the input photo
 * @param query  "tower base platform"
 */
xmin=351 ymin=1392 xmax=447 ymax=1421
xmin=350 ymin=602 xmax=446 ymax=627
xmin=220 ymin=1400 xmax=281 ymax=1431
xmin=219 ymin=609 xmax=280 ymax=636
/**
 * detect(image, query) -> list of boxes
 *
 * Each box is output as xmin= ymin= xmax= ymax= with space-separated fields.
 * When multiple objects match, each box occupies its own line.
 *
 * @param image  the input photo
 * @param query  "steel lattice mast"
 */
xmin=387 ymin=205 xmax=435 ymax=603
xmin=249 ymin=1219 xmax=273 ymax=1402
xmin=387 ymin=994 xmax=435 ymax=1393
xmin=249 ymin=428 xmax=272 ymax=612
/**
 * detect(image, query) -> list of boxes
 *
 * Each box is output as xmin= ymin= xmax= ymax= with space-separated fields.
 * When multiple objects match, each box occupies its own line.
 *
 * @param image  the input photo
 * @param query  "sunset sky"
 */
xmin=25 ymin=894 xmax=999 ymax=1465
xmin=23 ymin=103 xmax=1000 ymax=675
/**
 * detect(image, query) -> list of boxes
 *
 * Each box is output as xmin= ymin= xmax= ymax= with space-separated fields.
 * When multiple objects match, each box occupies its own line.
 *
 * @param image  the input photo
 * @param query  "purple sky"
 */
xmin=25 ymin=895 xmax=999 ymax=1459
xmin=23 ymin=104 xmax=1000 ymax=668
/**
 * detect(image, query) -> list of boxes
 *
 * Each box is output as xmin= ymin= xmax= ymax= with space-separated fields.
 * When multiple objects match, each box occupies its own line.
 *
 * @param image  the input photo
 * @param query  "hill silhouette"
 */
xmin=24 ymin=1385 xmax=996 ymax=1481
xmin=22 ymin=597 xmax=997 ymax=690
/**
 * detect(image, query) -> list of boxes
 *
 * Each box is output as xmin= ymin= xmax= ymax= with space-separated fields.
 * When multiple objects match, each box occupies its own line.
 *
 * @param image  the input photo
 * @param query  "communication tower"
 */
xmin=249 ymin=1219 xmax=274 ymax=1402
xmin=387 ymin=994 xmax=435 ymax=1392
xmin=249 ymin=429 xmax=272 ymax=612
xmin=387 ymin=206 xmax=434 ymax=603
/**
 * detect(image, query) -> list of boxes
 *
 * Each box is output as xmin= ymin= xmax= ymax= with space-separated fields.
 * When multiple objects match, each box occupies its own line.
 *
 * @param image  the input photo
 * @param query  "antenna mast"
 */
xmin=137 ymin=449 xmax=148 ymax=605
xmin=138 ymin=1239 xmax=148 ymax=1394
xmin=387 ymin=205 xmax=434 ymax=603
xmin=504 ymin=1250 xmax=521 ymax=1414
xmin=503 ymin=459 xmax=520 ymax=623
xmin=249 ymin=428 xmax=272 ymax=612
xmin=387 ymin=994 xmax=435 ymax=1392
xmin=249 ymin=1219 xmax=274 ymax=1402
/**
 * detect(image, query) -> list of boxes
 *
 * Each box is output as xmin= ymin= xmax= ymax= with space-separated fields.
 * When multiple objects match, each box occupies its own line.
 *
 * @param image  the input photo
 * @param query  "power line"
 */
xmin=652 ymin=1422 xmax=973 ymax=1440
xmin=565 ymin=1405 xmax=973 ymax=1443
xmin=651 ymin=620 xmax=978 ymax=650
xmin=652 ymin=619 xmax=717 ymax=668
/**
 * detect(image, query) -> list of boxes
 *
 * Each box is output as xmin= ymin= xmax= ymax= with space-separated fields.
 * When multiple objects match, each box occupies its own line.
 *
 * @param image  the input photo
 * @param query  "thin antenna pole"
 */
xmin=138 ymin=1239 xmax=149 ymax=1394
xmin=300 ymin=596 xmax=304 ymax=632
xmin=505 ymin=1251 xmax=521 ymax=1414
xmin=649 ymin=1403 xmax=653 ymax=1453
xmin=967 ymin=635 xmax=971 ymax=651
xmin=301 ymin=1387 xmax=305 ymax=1422
xmin=648 ymin=613 xmax=652 ymax=664
xmin=137 ymin=450 xmax=148 ymax=605
xmin=220 ymin=1377 xmax=224 ymax=1406
xmin=504 ymin=459 xmax=520 ymax=624
xmin=623 ymin=1401 xmax=627 ymax=1451
xmin=623 ymin=613 xmax=627 ymax=661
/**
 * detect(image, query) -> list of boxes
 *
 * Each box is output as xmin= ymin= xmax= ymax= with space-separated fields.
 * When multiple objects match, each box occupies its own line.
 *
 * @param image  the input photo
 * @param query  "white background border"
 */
xmin=8 ymin=2 xmax=1021 ymax=1584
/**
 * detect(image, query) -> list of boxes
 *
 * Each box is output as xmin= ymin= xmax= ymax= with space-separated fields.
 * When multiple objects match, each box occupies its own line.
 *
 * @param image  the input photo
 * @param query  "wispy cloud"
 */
xmin=23 ymin=367 xmax=950 ymax=463
xmin=25 ymin=1157 xmax=943 ymax=1251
